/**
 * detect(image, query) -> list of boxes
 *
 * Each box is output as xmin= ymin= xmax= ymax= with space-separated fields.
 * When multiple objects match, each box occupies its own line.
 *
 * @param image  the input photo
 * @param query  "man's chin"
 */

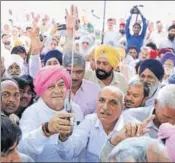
xmin=5 ymin=108 xmax=17 ymax=115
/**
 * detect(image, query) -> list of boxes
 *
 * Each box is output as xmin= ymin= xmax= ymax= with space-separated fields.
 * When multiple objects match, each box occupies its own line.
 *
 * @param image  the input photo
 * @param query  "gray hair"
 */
xmin=107 ymin=136 xmax=165 ymax=162
xmin=156 ymin=84 xmax=175 ymax=108
xmin=100 ymin=86 xmax=124 ymax=103
xmin=63 ymin=52 xmax=85 ymax=68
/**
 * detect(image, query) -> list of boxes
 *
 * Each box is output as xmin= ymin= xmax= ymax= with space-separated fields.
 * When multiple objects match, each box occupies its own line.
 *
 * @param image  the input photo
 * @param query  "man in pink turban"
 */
xmin=18 ymin=65 xmax=84 ymax=162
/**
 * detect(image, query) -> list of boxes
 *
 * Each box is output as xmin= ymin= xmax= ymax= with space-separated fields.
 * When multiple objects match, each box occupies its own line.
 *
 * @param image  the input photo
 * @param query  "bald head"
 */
xmin=1 ymin=79 xmax=20 ymax=115
xmin=99 ymin=86 xmax=124 ymax=103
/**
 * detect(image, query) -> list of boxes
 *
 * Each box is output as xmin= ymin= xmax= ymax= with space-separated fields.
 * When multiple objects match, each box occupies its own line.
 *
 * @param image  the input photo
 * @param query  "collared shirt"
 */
xmin=18 ymin=98 xmax=84 ymax=162
xmin=69 ymin=79 xmax=100 ymax=116
xmin=84 ymin=70 xmax=128 ymax=94
xmin=123 ymin=106 xmax=159 ymax=138
xmin=56 ymin=113 xmax=135 ymax=162
xmin=148 ymin=30 xmax=167 ymax=47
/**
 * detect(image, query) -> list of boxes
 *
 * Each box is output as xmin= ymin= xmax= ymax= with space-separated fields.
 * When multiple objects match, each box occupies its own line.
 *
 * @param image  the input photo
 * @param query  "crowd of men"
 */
xmin=1 ymin=4 xmax=175 ymax=163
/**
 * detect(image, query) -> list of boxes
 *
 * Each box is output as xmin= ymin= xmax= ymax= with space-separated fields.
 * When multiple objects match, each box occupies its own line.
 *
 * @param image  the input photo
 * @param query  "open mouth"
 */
xmin=125 ymin=101 xmax=133 ymax=106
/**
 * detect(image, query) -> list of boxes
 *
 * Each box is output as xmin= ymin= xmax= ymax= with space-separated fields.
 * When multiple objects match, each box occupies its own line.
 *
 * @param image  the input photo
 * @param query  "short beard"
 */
xmin=168 ymin=34 xmax=175 ymax=42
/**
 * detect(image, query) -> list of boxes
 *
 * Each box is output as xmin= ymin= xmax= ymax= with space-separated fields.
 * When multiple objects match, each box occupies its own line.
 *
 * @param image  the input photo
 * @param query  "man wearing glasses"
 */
xmin=18 ymin=65 xmax=83 ymax=162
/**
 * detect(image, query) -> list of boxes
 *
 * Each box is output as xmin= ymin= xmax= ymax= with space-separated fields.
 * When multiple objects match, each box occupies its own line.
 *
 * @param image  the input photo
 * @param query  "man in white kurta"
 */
xmin=56 ymin=86 xmax=136 ymax=162
xmin=18 ymin=66 xmax=83 ymax=162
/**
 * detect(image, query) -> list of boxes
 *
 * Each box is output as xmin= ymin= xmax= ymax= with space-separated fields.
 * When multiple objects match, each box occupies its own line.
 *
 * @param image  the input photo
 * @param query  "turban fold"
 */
xmin=94 ymin=45 xmax=120 ymax=68
xmin=44 ymin=50 xmax=63 ymax=65
xmin=161 ymin=52 xmax=175 ymax=66
xmin=34 ymin=66 xmax=70 ymax=96
xmin=139 ymin=59 xmax=164 ymax=81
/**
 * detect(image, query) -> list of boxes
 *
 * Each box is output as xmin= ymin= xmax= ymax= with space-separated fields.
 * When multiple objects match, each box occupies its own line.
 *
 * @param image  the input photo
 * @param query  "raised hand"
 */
xmin=110 ymin=115 xmax=155 ymax=145
xmin=65 ymin=4 xmax=79 ymax=36
xmin=29 ymin=27 xmax=44 ymax=55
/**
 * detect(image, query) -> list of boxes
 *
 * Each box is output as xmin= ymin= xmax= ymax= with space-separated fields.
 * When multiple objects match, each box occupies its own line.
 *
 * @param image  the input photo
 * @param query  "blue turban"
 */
xmin=161 ymin=52 xmax=175 ymax=66
xmin=44 ymin=50 xmax=63 ymax=65
xmin=139 ymin=59 xmax=164 ymax=81
xmin=168 ymin=73 xmax=175 ymax=84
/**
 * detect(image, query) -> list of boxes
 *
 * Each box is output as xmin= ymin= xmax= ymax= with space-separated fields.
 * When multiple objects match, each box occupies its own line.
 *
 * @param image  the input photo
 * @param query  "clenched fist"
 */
xmin=48 ymin=113 xmax=74 ymax=136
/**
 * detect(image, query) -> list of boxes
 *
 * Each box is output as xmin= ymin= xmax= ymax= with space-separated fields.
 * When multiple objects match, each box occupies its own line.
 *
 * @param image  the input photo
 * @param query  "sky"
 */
xmin=1 ymin=1 xmax=175 ymax=30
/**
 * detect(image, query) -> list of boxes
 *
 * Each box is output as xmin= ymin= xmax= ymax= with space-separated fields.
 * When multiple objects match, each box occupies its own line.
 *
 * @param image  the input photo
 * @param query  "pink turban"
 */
xmin=34 ymin=66 xmax=70 ymax=96
xmin=158 ymin=123 xmax=175 ymax=162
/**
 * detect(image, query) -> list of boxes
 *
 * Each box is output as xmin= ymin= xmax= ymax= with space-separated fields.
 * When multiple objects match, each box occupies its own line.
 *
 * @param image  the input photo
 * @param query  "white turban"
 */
xmin=5 ymin=54 xmax=25 ymax=78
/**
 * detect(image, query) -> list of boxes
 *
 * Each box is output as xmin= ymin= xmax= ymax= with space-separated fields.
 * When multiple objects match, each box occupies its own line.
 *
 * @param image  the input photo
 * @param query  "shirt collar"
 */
xmin=97 ymin=72 xmax=119 ymax=86
xmin=95 ymin=114 xmax=124 ymax=132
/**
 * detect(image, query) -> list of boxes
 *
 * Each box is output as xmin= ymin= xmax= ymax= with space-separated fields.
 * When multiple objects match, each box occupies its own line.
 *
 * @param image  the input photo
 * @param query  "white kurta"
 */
xmin=18 ymin=98 xmax=84 ymax=162
xmin=56 ymin=113 xmax=136 ymax=162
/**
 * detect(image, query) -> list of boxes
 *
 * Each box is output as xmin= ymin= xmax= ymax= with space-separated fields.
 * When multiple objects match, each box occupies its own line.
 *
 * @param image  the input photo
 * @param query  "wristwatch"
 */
xmin=44 ymin=122 xmax=50 ymax=133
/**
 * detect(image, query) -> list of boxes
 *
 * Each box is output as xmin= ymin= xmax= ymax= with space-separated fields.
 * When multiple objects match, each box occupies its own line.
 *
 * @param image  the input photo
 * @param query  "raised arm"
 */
xmin=125 ymin=15 xmax=132 ymax=38
xmin=140 ymin=15 xmax=147 ymax=38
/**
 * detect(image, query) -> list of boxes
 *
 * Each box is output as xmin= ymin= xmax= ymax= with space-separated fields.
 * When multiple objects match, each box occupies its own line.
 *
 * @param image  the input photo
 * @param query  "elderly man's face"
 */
xmin=1 ymin=81 xmax=20 ymax=115
xmin=46 ymin=58 xmax=60 ymax=66
xmin=41 ymin=79 xmax=67 ymax=111
xmin=66 ymin=66 xmax=85 ymax=89
xmin=7 ymin=63 xmax=21 ymax=77
xmin=140 ymin=69 xmax=160 ymax=97
xmin=97 ymin=88 xmax=123 ymax=125
xmin=140 ymin=69 xmax=157 ymax=85
xmin=124 ymin=84 xmax=145 ymax=109
xmin=155 ymin=102 xmax=175 ymax=126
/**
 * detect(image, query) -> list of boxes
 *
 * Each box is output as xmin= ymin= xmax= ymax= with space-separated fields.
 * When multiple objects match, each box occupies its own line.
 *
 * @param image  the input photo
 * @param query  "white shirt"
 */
xmin=103 ymin=30 xmax=122 ymax=47
xmin=123 ymin=106 xmax=159 ymax=138
xmin=56 ymin=113 xmax=136 ymax=162
xmin=18 ymin=98 xmax=84 ymax=162
xmin=148 ymin=30 xmax=167 ymax=47
xmin=158 ymin=37 xmax=175 ymax=51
